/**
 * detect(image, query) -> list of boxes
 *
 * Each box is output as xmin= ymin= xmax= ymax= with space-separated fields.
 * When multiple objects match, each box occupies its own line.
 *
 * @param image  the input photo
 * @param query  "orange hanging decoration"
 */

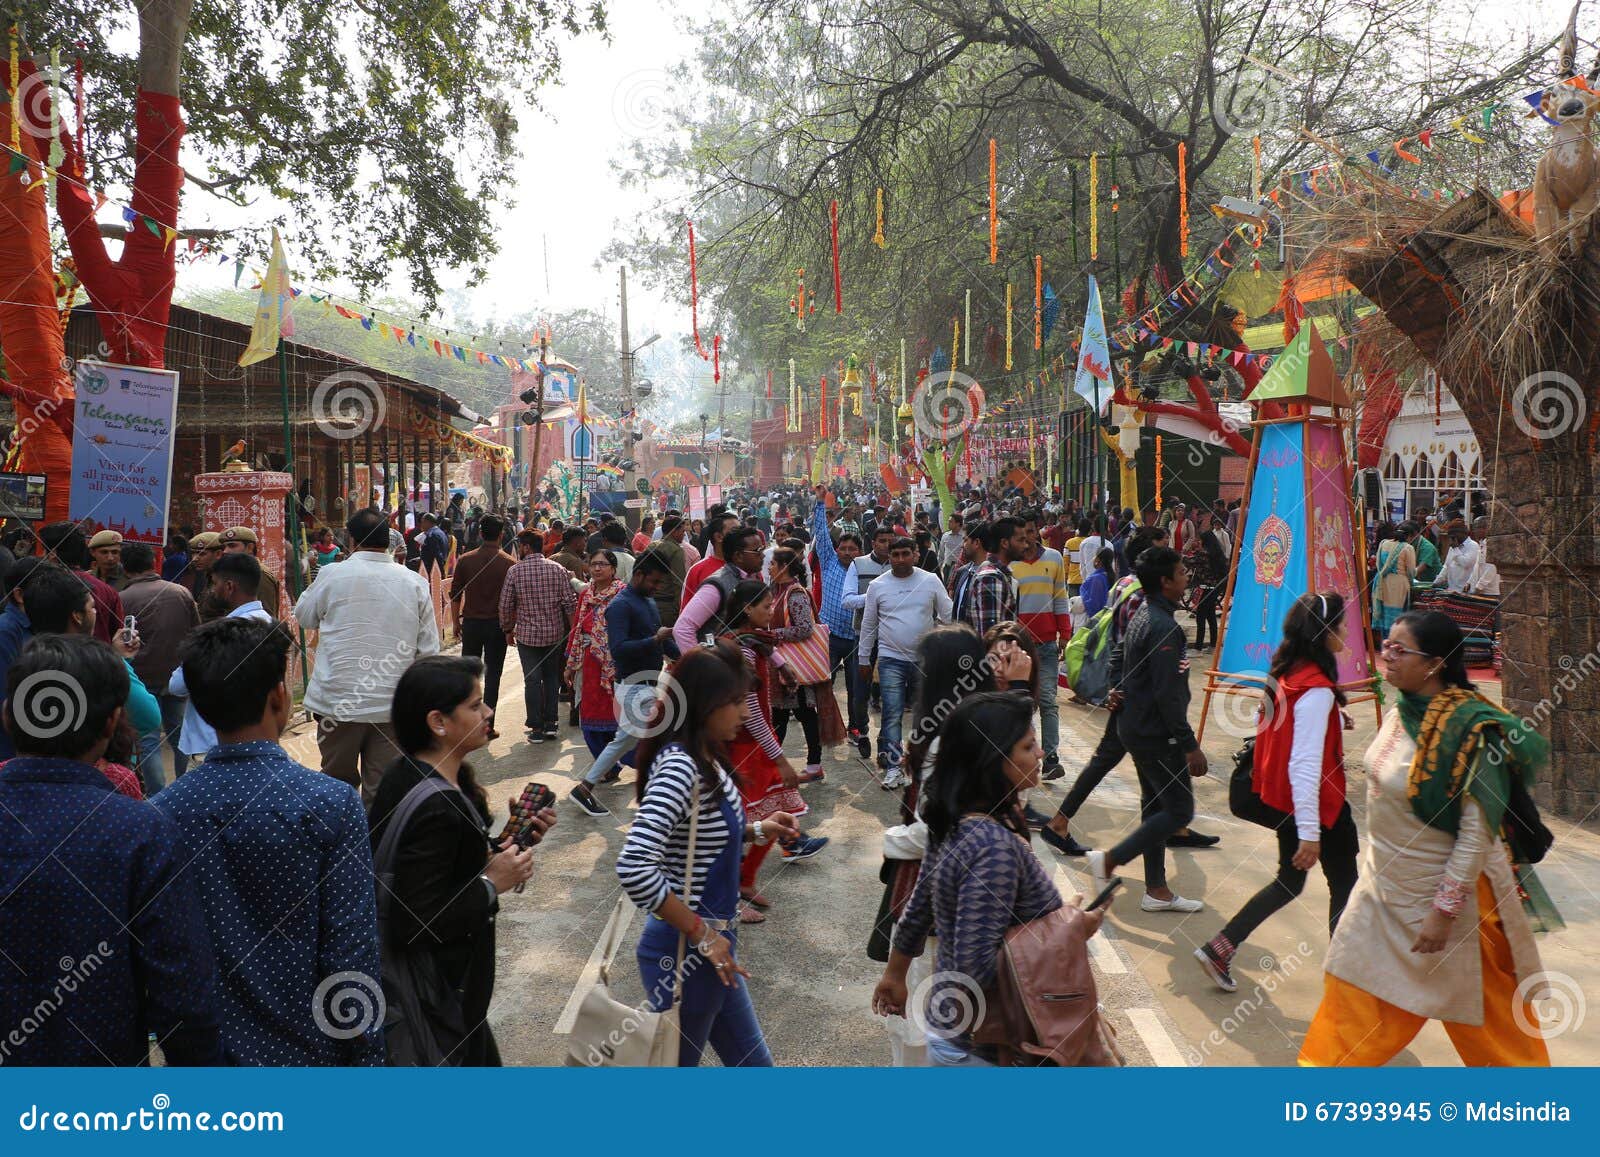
xmin=988 ymin=138 xmax=998 ymax=264
xmin=1155 ymin=435 xmax=1164 ymax=510
xmin=1177 ymin=142 xmax=1189 ymax=258
xmin=688 ymin=220 xmax=709 ymax=359
xmin=874 ymin=187 xmax=886 ymax=248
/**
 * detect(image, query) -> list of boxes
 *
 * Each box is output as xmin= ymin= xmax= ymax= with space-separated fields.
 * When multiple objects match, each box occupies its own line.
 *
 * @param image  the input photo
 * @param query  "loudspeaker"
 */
xmin=1359 ymin=468 xmax=1381 ymax=508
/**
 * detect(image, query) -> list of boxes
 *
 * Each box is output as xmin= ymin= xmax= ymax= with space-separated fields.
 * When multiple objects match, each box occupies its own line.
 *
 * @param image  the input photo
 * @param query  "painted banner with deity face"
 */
xmin=1216 ymin=419 xmax=1372 ymax=690
xmin=1217 ymin=421 xmax=1306 ymax=685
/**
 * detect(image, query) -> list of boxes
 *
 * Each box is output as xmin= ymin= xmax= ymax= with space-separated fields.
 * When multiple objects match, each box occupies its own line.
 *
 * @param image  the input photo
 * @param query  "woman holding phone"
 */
xmin=368 ymin=656 xmax=554 ymax=1065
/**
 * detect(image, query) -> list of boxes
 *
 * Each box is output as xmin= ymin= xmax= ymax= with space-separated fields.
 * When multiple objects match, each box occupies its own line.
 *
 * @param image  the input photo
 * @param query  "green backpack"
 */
xmin=1063 ymin=577 xmax=1140 ymax=703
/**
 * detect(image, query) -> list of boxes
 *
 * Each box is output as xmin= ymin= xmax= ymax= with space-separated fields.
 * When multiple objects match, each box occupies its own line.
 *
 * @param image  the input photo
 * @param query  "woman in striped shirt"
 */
xmin=616 ymin=643 xmax=799 ymax=1066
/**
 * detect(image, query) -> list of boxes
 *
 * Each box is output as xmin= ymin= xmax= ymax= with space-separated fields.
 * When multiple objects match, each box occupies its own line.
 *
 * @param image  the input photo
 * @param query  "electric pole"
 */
xmin=619 ymin=265 xmax=638 ymax=531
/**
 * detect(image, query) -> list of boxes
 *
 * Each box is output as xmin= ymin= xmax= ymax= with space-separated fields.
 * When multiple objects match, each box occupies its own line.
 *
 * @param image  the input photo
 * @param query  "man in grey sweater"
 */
xmin=858 ymin=536 xmax=953 ymax=789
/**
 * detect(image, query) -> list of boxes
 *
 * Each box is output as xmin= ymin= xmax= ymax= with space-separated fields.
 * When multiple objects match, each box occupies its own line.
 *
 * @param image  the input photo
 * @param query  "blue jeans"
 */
xmin=829 ymin=631 xmax=866 ymax=733
xmin=135 ymin=692 xmax=189 ymax=794
xmin=580 ymin=681 xmax=657 ymax=785
xmin=637 ymin=939 xmax=773 ymax=1067
xmin=876 ymin=655 xmax=917 ymax=773
xmin=1036 ymin=641 xmax=1060 ymax=759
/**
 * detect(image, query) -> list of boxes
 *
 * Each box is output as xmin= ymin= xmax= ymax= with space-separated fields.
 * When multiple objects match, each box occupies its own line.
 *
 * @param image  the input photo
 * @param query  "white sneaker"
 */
xmin=1086 ymin=850 xmax=1110 ymax=895
xmin=1140 ymin=893 xmax=1204 ymax=913
xmin=881 ymin=767 xmax=910 ymax=791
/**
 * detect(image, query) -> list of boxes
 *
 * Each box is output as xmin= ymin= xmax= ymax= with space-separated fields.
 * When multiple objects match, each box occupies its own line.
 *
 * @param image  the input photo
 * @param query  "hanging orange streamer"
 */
xmin=1155 ymin=435 xmax=1164 ymax=510
xmin=1177 ymin=142 xmax=1189 ymax=258
xmin=988 ymin=138 xmax=998 ymax=264
xmin=874 ymin=187 xmax=886 ymax=248
xmin=688 ymin=220 xmax=708 ymax=359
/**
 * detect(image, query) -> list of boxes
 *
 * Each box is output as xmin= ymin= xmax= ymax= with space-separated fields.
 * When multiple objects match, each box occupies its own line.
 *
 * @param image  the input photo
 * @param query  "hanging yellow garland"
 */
xmin=963 ymin=289 xmax=971 ymax=366
xmin=1005 ymin=283 xmax=1014 ymax=370
xmin=874 ymin=187 xmax=886 ymax=248
xmin=1089 ymin=151 xmax=1099 ymax=261
xmin=1177 ymin=142 xmax=1189 ymax=258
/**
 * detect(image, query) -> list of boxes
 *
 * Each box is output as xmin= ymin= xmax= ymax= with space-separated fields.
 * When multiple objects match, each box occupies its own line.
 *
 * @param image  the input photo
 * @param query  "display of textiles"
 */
xmin=1414 ymin=589 xmax=1498 ymax=666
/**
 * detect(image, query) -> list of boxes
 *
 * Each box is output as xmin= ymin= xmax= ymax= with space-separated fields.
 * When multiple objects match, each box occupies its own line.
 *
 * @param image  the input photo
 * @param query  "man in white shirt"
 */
xmin=295 ymin=509 xmax=440 ymax=802
xmin=1465 ymin=517 xmax=1500 ymax=596
xmin=1078 ymin=527 xmax=1106 ymax=579
xmin=858 ymin=536 xmax=952 ymax=789
xmin=1435 ymin=523 xmax=1481 ymax=592
xmin=937 ymin=512 xmax=965 ymax=578
xmin=169 ymin=552 xmax=273 ymax=760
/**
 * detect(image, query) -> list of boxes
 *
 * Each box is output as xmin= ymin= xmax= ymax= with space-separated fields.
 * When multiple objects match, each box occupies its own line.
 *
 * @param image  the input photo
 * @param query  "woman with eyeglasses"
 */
xmin=1299 ymin=611 xmax=1557 ymax=1066
xmin=1195 ymin=593 xmax=1359 ymax=993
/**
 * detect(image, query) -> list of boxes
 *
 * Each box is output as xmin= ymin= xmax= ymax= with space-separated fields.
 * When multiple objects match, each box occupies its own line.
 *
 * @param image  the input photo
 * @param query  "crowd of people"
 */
xmin=0 ymin=470 xmax=1558 ymax=1069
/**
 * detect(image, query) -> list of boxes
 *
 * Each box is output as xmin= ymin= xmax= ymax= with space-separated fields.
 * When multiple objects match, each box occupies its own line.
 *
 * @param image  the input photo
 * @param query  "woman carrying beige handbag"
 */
xmin=612 ymin=644 xmax=799 ymax=1066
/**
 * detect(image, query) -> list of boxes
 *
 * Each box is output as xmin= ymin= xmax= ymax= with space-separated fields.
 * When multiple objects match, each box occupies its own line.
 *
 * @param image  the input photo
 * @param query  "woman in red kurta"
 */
xmin=563 ymin=551 xmax=624 ymax=761
xmin=718 ymin=580 xmax=828 ymax=921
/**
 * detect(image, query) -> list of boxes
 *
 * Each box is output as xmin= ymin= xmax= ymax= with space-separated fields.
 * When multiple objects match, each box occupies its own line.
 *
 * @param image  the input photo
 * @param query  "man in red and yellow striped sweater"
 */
xmin=1013 ymin=509 xmax=1074 ymax=781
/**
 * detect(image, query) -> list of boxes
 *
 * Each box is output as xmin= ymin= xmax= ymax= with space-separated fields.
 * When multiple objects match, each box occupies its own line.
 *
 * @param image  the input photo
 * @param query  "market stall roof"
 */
xmin=66 ymin=303 xmax=489 ymax=434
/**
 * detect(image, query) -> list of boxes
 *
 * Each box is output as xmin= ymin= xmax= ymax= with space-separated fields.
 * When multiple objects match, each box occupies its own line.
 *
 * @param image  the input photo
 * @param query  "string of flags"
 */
xmin=4 ymin=139 xmax=557 ymax=374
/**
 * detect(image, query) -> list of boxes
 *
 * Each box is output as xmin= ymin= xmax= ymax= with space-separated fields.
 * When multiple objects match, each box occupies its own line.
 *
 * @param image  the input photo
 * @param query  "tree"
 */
xmin=609 ymin=0 xmax=1554 ymax=469
xmin=16 ymin=0 xmax=607 ymax=370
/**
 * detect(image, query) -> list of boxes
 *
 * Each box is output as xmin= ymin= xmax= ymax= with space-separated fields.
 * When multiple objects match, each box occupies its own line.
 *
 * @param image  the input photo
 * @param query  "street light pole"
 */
xmin=699 ymin=411 xmax=711 ymax=518
xmin=618 ymin=266 xmax=635 ymax=531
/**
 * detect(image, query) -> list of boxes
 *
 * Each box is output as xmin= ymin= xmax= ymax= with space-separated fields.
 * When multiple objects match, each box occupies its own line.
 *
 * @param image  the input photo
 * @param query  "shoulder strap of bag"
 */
xmin=593 ymin=767 xmax=703 ymax=1000
xmin=373 ymin=775 xmax=461 ymax=923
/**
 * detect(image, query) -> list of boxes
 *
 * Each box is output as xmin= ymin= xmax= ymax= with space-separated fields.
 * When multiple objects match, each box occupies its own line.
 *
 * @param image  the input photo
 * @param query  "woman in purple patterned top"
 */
xmin=872 ymin=692 xmax=1104 ymax=1065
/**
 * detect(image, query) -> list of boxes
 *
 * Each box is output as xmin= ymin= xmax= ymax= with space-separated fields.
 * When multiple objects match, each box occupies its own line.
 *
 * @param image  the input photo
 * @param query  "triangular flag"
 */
xmin=239 ymin=228 xmax=296 ymax=365
xmin=1070 ymin=275 xmax=1112 ymax=414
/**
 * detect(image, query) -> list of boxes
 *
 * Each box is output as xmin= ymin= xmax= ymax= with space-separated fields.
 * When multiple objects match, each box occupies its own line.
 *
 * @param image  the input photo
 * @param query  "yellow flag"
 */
xmin=239 ymin=228 xmax=296 ymax=366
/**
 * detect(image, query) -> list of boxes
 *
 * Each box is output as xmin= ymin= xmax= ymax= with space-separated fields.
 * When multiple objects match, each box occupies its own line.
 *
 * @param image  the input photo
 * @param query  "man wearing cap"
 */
xmin=89 ymin=529 xmax=128 ymax=590
xmin=219 ymin=527 xmax=280 ymax=618
xmin=180 ymin=532 xmax=220 ymax=602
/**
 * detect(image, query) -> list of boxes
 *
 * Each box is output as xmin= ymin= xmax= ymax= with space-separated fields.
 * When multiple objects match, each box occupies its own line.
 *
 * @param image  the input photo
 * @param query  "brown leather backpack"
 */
xmin=972 ymin=904 xmax=1123 ymax=1066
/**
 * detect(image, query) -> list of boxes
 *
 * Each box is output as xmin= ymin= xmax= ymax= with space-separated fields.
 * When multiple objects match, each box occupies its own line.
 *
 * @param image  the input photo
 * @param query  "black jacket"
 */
xmin=1110 ymin=591 xmax=1197 ymax=752
xmin=368 ymin=757 xmax=500 ymax=1064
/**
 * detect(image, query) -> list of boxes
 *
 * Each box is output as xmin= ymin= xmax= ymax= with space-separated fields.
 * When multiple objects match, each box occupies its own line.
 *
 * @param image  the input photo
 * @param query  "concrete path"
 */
xmin=275 ymin=646 xmax=1599 ymax=1066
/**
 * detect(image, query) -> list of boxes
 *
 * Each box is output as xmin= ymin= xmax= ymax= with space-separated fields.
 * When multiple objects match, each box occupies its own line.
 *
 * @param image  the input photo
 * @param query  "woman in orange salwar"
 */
xmin=1300 ymin=611 xmax=1561 ymax=1067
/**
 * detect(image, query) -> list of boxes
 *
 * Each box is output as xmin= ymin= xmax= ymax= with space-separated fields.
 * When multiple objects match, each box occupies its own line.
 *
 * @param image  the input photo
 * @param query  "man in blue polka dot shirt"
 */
xmin=153 ymin=618 xmax=384 ymax=1065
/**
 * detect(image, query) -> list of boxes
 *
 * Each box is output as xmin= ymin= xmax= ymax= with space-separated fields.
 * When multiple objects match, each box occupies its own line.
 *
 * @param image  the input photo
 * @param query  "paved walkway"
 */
xmin=276 ymin=646 xmax=1599 ymax=1066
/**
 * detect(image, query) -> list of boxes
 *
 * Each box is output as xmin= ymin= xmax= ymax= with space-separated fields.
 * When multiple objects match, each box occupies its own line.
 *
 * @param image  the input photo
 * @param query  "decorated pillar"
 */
xmin=196 ymin=469 xmax=293 ymax=617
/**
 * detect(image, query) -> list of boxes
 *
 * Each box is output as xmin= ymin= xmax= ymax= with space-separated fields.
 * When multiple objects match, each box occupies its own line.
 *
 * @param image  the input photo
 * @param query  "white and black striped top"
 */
xmin=616 ymin=745 xmax=743 ymax=914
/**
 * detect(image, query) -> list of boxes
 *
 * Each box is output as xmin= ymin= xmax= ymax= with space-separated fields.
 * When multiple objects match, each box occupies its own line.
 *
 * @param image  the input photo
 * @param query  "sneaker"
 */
xmin=1194 ymin=943 xmax=1238 ymax=993
xmin=881 ymin=767 xmax=910 ymax=791
xmin=1022 ymin=804 xmax=1052 ymax=830
xmin=1140 ymin=893 xmax=1204 ymax=913
xmin=528 ymin=731 xmax=548 ymax=744
xmin=543 ymin=729 xmax=560 ymax=742
xmin=1086 ymin=849 xmax=1111 ymax=895
xmin=569 ymin=784 xmax=609 ymax=818
xmin=1038 ymin=825 xmax=1089 ymax=856
xmin=798 ymin=764 xmax=826 ymax=784
xmin=781 ymin=835 xmax=829 ymax=860
xmin=599 ymin=765 xmax=624 ymax=784
xmin=1040 ymin=754 xmax=1064 ymax=781
xmin=855 ymin=732 xmax=872 ymax=760
xmin=1167 ymin=830 xmax=1221 ymax=849
xmin=875 ymin=751 xmax=889 ymax=771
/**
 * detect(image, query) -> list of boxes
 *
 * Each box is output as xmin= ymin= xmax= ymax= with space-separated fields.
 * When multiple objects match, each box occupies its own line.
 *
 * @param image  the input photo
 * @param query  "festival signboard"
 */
xmin=68 ymin=360 xmax=180 ymax=545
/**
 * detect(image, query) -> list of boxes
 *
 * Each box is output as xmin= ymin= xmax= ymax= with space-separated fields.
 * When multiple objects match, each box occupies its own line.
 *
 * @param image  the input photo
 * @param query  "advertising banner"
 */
xmin=68 ymin=360 xmax=180 ymax=545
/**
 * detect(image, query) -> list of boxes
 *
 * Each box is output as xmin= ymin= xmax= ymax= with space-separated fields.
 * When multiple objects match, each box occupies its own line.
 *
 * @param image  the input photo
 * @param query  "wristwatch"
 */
xmin=753 ymin=820 xmax=768 ymax=845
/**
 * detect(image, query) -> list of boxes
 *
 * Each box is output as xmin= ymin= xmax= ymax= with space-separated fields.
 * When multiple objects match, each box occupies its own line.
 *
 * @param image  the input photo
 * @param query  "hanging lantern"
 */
xmin=841 ymin=354 xmax=863 ymax=396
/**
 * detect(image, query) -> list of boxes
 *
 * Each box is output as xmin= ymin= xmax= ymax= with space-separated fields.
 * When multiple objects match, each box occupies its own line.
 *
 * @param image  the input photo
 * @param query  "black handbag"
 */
xmin=1503 ymin=776 xmax=1554 ymax=865
xmin=1227 ymin=737 xmax=1289 ymax=829
xmin=373 ymin=776 xmax=471 ymax=1066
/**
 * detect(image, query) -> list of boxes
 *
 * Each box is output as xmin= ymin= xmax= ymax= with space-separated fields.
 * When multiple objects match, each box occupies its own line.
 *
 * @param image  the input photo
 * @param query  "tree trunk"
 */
xmin=1339 ymin=192 xmax=1600 ymax=817
xmin=25 ymin=0 xmax=191 ymax=368
xmin=0 ymin=95 xmax=74 ymax=522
